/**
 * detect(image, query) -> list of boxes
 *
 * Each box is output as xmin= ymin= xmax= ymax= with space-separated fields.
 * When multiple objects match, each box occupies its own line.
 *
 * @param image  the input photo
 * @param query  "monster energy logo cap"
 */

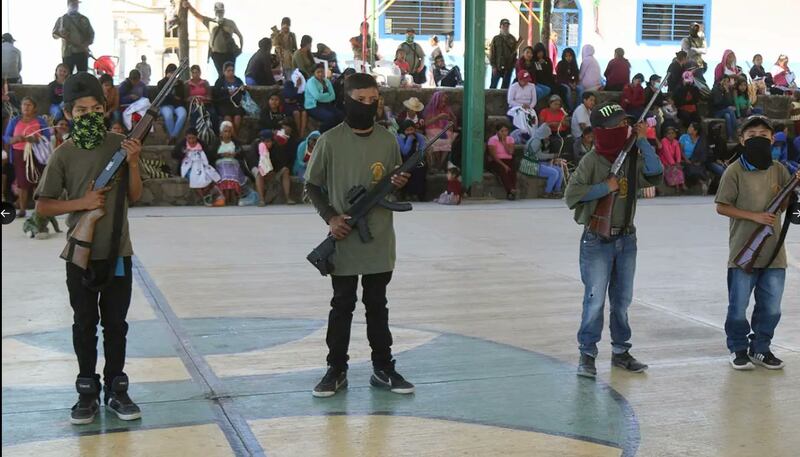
xmin=590 ymin=102 xmax=629 ymax=129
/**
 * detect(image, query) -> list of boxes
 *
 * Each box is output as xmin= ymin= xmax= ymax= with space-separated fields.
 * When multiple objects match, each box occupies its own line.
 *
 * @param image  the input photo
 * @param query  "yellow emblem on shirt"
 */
xmin=370 ymin=162 xmax=386 ymax=184
xmin=618 ymin=177 xmax=629 ymax=198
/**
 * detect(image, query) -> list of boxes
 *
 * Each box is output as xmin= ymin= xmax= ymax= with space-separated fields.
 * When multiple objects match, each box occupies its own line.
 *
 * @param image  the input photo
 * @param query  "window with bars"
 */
xmin=638 ymin=0 xmax=709 ymax=43
xmin=381 ymin=0 xmax=460 ymax=39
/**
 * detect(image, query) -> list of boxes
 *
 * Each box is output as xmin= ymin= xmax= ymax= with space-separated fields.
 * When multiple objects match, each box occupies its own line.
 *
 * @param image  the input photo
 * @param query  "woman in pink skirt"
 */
xmin=422 ymin=91 xmax=458 ymax=171
xmin=2 ymin=96 xmax=49 ymax=217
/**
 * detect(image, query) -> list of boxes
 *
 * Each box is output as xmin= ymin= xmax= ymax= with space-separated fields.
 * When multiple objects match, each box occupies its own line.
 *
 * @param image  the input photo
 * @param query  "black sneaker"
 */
xmin=70 ymin=377 xmax=100 ymax=425
xmin=748 ymin=350 xmax=785 ymax=370
xmin=370 ymin=366 xmax=415 ymax=394
xmin=312 ymin=367 xmax=348 ymax=398
xmin=611 ymin=351 xmax=648 ymax=373
xmin=104 ymin=375 xmax=142 ymax=421
xmin=729 ymin=350 xmax=755 ymax=370
xmin=577 ymin=353 xmax=597 ymax=378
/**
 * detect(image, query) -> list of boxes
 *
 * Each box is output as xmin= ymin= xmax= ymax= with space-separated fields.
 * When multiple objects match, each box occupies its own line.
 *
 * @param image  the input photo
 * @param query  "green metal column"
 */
xmin=463 ymin=0 xmax=486 ymax=191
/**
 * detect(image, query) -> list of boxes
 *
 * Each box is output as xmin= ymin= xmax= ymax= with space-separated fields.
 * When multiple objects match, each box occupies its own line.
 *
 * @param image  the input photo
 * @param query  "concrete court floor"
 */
xmin=2 ymin=196 xmax=799 ymax=457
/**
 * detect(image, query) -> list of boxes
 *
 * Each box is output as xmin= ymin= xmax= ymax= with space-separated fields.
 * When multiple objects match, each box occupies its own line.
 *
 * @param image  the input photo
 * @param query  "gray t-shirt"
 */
xmin=304 ymin=123 xmax=402 ymax=276
xmin=715 ymin=160 xmax=791 ymax=269
xmin=35 ymin=133 xmax=133 ymax=261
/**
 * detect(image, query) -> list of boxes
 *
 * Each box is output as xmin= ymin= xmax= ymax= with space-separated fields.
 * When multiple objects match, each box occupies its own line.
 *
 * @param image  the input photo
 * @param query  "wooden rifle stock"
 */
xmin=588 ymin=191 xmax=617 ymax=240
xmin=733 ymin=176 xmax=799 ymax=273
xmin=60 ymin=59 xmax=188 ymax=269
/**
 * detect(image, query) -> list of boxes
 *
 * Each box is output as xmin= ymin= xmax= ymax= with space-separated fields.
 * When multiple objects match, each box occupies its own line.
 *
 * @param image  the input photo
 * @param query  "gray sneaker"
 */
xmin=611 ymin=351 xmax=648 ymax=373
xmin=577 ymin=353 xmax=597 ymax=378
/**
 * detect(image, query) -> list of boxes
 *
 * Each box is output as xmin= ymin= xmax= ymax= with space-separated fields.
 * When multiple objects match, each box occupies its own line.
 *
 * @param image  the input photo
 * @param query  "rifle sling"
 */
xmin=621 ymin=146 xmax=639 ymax=231
xmin=82 ymin=163 xmax=129 ymax=292
xmin=765 ymin=191 xmax=798 ymax=269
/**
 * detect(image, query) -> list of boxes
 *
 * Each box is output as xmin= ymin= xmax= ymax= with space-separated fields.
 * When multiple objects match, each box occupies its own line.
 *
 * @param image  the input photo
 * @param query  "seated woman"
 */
xmin=260 ymin=93 xmax=290 ymax=130
xmin=521 ymin=123 xmax=565 ymax=198
xmin=733 ymin=76 xmax=760 ymax=119
xmin=770 ymin=54 xmax=796 ymax=95
xmin=175 ymin=128 xmax=224 ymax=206
xmin=556 ymin=48 xmax=583 ymax=112
xmin=620 ymin=73 xmax=646 ymax=118
xmin=118 ymin=69 xmax=147 ymax=112
xmin=47 ymin=63 xmax=69 ymax=121
xmin=213 ymin=61 xmax=247 ymax=138
xmin=304 ymin=63 xmax=344 ymax=133
xmin=678 ymin=121 xmax=710 ymax=185
xmin=486 ymin=123 xmax=518 ymax=200
xmin=396 ymin=119 xmax=428 ymax=201
xmin=157 ymin=63 xmax=187 ymax=144
xmin=187 ymin=64 xmax=218 ymax=134
xmin=375 ymin=95 xmax=398 ymax=134
xmin=711 ymin=75 xmax=738 ymax=140
xmin=244 ymin=129 xmax=296 ymax=206
xmin=538 ymin=95 xmax=569 ymax=155
xmin=294 ymin=130 xmax=321 ymax=178
xmin=283 ymin=76 xmax=308 ymax=137
xmin=99 ymin=74 xmax=121 ymax=125
xmin=2 ymin=96 xmax=50 ymax=217
xmin=674 ymin=71 xmax=702 ymax=128
xmin=213 ymin=121 xmax=247 ymax=205
xmin=394 ymin=48 xmax=411 ymax=77
xmin=423 ymin=91 xmax=458 ymax=171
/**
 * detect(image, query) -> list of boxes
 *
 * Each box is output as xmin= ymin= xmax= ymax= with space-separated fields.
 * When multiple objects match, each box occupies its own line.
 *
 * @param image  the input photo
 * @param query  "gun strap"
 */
xmin=82 ymin=163 xmax=129 ymax=292
xmin=621 ymin=146 xmax=639 ymax=231
xmin=765 ymin=191 xmax=798 ymax=268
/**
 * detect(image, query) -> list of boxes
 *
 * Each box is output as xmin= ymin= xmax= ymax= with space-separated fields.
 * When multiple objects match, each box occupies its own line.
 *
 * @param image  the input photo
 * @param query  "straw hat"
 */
xmin=403 ymin=97 xmax=425 ymax=112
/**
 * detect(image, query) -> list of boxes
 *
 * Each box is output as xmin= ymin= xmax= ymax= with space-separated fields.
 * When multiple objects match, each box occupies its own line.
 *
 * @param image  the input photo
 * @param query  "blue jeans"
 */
xmin=707 ymin=162 xmax=726 ymax=177
xmin=308 ymin=104 xmax=344 ymax=133
xmin=578 ymin=230 xmax=637 ymax=357
xmin=160 ymin=105 xmax=188 ymax=139
xmin=535 ymin=84 xmax=551 ymax=102
xmin=538 ymin=163 xmax=563 ymax=193
xmin=714 ymin=107 xmax=737 ymax=140
xmin=560 ymin=84 xmax=584 ymax=111
xmin=726 ymin=268 xmax=785 ymax=353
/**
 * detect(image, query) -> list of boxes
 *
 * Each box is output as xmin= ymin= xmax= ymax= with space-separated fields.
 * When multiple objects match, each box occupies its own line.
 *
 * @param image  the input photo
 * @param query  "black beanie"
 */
xmin=63 ymin=72 xmax=106 ymax=104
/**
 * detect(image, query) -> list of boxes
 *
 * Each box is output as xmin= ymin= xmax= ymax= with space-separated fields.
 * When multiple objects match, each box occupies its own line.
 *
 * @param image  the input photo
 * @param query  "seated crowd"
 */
xmin=2 ymin=18 xmax=799 ymax=213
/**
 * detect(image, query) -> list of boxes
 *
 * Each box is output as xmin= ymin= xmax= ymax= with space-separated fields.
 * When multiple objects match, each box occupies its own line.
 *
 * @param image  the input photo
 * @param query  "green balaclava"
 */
xmin=72 ymin=112 xmax=107 ymax=150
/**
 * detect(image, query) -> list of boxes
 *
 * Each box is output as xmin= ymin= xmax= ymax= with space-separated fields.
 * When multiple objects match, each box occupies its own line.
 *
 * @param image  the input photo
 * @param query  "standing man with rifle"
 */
xmin=564 ymin=102 xmax=663 ymax=378
xmin=304 ymin=73 xmax=415 ymax=398
xmin=715 ymin=116 xmax=800 ymax=371
xmin=33 ymin=73 xmax=144 ymax=425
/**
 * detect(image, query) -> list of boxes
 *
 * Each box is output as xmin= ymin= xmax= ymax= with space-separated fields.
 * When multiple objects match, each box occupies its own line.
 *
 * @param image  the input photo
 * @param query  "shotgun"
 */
xmin=733 ymin=176 xmax=799 ymax=273
xmin=588 ymin=73 xmax=669 ymax=240
xmin=60 ymin=59 xmax=189 ymax=270
xmin=307 ymin=122 xmax=454 ymax=276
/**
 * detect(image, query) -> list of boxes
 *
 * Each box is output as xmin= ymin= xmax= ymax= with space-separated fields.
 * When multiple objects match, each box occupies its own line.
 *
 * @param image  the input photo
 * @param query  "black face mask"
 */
xmin=344 ymin=97 xmax=378 ymax=130
xmin=743 ymin=136 xmax=773 ymax=170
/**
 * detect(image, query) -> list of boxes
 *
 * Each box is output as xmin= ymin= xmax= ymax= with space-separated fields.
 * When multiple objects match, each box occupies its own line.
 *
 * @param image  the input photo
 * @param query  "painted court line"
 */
xmin=132 ymin=256 xmax=266 ymax=457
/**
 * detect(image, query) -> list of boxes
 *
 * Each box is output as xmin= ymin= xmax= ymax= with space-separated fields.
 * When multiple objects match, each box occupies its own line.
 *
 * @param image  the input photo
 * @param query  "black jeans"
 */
xmin=66 ymin=257 xmax=132 ymax=385
xmin=63 ymin=53 xmax=89 ymax=74
xmin=490 ymin=68 xmax=513 ymax=89
xmin=211 ymin=52 xmax=238 ymax=77
xmin=327 ymin=272 xmax=393 ymax=371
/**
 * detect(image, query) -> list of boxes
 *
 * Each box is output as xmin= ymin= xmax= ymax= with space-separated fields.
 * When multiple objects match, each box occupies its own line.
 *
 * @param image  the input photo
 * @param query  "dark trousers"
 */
xmin=5 ymin=77 xmax=21 ymax=84
xmin=490 ymin=68 xmax=513 ymax=89
xmin=308 ymin=103 xmax=345 ymax=133
xmin=488 ymin=158 xmax=517 ymax=193
xmin=211 ymin=52 xmax=237 ymax=77
xmin=327 ymin=272 xmax=394 ymax=371
xmin=66 ymin=257 xmax=132 ymax=385
xmin=411 ymin=66 xmax=428 ymax=85
xmin=63 ymin=53 xmax=89 ymax=74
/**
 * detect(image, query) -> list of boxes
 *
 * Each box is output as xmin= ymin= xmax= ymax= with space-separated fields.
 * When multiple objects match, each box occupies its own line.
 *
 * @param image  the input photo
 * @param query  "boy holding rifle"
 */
xmin=565 ymin=102 xmax=663 ymax=378
xmin=34 ymin=72 xmax=143 ymax=424
xmin=304 ymin=73 xmax=414 ymax=398
xmin=715 ymin=116 xmax=799 ymax=370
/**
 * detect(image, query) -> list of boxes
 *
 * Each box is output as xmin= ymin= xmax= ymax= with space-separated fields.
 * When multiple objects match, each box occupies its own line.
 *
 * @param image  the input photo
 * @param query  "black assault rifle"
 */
xmin=307 ymin=122 xmax=454 ymax=275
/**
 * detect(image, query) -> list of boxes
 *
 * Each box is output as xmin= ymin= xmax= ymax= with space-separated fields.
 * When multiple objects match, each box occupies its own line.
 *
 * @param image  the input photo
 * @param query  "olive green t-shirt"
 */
xmin=715 ymin=160 xmax=791 ymax=269
xmin=564 ymin=147 xmax=663 ymax=227
xmin=34 ymin=133 xmax=133 ymax=261
xmin=304 ymin=123 xmax=402 ymax=276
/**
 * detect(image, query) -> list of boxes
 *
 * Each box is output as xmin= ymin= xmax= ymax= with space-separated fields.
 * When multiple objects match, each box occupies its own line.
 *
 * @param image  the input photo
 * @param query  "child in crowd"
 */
xmin=53 ymin=118 xmax=71 ymax=149
xmin=573 ymin=127 xmax=595 ymax=160
xmin=661 ymin=94 xmax=680 ymax=131
xmin=245 ymin=129 xmax=295 ymax=206
xmin=109 ymin=121 xmax=127 ymax=135
xmin=772 ymin=124 xmax=799 ymax=174
xmin=394 ymin=49 xmax=410 ymax=77
xmin=435 ymin=166 xmax=463 ymax=205
xmin=178 ymin=127 xmax=224 ymax=206
xmin=659 ymin=126 xmax=686 ymax=193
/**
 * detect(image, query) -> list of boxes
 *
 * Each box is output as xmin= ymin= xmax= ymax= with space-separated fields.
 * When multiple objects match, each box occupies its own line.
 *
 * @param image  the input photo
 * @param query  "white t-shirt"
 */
xmin=571 ymin=104 xmax=591 ymax=139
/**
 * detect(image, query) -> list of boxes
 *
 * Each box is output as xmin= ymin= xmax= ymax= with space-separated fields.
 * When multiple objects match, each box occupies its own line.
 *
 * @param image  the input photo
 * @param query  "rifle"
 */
xmin=733 ymin=176 xmax=799 ymax=273
xmin=307 ymin=122 xmax=454 ymax=276
xmin=588 ymin=73 xmax=668 ymax=240
xmin=60 ymin=59 xmax=189 ymax=270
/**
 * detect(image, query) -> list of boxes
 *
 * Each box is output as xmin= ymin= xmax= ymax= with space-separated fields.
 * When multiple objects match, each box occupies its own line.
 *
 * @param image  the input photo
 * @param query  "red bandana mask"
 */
xmin=594 ymin=126 xmax=630 ymax=162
